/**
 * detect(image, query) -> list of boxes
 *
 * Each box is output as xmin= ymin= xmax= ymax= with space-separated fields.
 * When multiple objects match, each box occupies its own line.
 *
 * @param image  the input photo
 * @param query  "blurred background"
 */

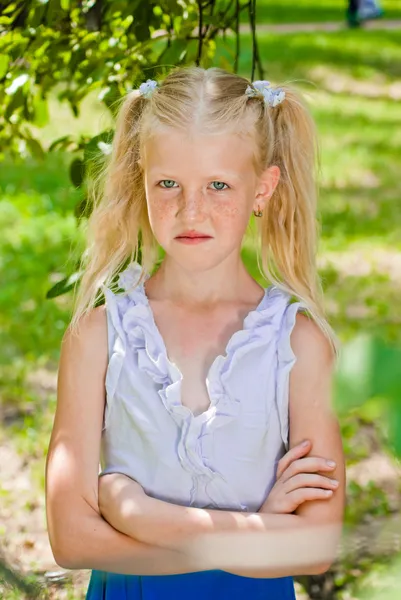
xmin=0 ymin=1 xmax=400 ymax=598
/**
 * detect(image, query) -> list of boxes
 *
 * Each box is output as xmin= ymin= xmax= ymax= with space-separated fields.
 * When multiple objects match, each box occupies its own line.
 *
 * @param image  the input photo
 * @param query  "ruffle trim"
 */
xmin=275 ymin=300 xmax=309 ymax=450
xmin=100 ymin=286 xmax=130 ymax=430
xmin=107 ymin=262 xmax=290 ymax=413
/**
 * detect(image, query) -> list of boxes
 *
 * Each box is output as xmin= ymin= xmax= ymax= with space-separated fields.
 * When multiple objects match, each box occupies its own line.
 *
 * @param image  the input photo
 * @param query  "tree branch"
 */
xmin=196 ymin=0 xmax=204 ymax=66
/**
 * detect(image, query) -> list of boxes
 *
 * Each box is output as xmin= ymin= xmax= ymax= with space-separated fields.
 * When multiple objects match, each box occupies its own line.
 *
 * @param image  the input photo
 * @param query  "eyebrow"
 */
xmin=149 ymin=172 xmax=241 ymax=181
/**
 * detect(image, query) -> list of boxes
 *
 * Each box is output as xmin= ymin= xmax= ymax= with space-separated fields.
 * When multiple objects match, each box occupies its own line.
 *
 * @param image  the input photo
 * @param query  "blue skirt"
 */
xmin=86 ymin=569 xmax=296 ymax=599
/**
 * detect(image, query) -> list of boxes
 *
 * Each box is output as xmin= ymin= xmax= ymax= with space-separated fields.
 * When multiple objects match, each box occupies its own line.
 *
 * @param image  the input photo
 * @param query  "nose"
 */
xmin=176 ymin=189 xmax=207 ymax=221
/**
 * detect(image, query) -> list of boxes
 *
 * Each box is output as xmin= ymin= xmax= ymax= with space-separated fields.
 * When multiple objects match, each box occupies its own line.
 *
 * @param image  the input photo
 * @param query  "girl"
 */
xmin=45 ymin=66 xmax=345 ymax=599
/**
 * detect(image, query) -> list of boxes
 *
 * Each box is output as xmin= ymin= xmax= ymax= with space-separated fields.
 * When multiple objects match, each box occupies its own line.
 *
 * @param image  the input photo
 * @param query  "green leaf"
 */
xmin=25 ymin=136 xmax=46 ymax=160
xmin=46 ymin=272 xmax=82 ymax=299
xmin=32 ymin=93 xmax=49 ymax=128
xmin=69 ymin=158 xmax=86 ymax=188
xmin=3 ymin=3 xmax=19 ymax=14
xmin=173 ymin=15 xmax=183 ymax=35
xmin=4 ymin=87 xmax=25 ymax=120
xmin=29 ymin=4 xmax=48 ymax=29
xmin=0 ymin=54 xmax=9 ymax=79
xmin=60 ymin=0 xmax=70 ymax=10
xmin=48 ymin=135 xmax=74 ymax=152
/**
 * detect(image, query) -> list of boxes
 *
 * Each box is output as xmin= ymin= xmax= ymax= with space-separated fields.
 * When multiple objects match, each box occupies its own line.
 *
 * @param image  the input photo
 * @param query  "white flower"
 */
xmin=97 ymin=141 xmax=112 ymax=155
xmin=138 ymin=79 xmax=158 ymax=99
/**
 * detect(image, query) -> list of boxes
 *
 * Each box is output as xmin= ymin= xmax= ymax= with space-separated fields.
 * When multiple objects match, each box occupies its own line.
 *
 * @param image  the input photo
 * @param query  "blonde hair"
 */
xmin=70 ymin=66 xmax=339 ymax=356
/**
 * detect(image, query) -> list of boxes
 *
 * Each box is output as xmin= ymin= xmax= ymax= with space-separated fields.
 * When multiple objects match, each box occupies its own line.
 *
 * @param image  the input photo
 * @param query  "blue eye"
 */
xmin=211 ymin=181 xmax=229 ymax=191
xmin=159 ymin=180 xmax=177 ymax=188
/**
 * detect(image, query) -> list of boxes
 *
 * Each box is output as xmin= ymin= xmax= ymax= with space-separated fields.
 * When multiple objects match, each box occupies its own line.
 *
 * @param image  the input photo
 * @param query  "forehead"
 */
xmin=143 ymin=128 xmax=255 ymax=177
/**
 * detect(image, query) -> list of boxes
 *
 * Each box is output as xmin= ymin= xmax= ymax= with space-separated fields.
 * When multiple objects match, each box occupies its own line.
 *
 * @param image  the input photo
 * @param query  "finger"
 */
xmin=288 ymin=487 xmax=334 ymax=507
xmin=284 ymin=473 xmax=339 ymax=493
xmin=280 ymin=456 xmax=337 ymax=483
xmin=276 ymin=440 xmax=311 ymax=480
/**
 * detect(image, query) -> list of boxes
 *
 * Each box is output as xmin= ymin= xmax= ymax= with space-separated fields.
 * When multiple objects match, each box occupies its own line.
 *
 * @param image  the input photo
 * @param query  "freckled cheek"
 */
xmin=210 ymin=201 xmax=249 ymax=234
xmin=148 ymin=200 xmax=176 ymax=226
xmin=214 ymin=202 xmax=240 ymax=219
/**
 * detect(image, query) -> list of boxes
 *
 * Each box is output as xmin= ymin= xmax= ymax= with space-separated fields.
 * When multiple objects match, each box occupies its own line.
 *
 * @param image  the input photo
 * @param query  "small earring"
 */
xmin=253 ymin=205 xmax=263 ymax=217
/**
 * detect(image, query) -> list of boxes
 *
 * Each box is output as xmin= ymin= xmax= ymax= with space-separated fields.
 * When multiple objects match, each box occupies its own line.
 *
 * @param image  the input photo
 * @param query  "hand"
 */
xmin=259 ymin=440 xmax=338 ymax=515
xmin=98 ymin=473 xmax=145 ymax=523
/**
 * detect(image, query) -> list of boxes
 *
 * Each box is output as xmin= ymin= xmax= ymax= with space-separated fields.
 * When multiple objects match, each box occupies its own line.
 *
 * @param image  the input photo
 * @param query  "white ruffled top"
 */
xmin=99 ymin=262 xmax=307 ymax=513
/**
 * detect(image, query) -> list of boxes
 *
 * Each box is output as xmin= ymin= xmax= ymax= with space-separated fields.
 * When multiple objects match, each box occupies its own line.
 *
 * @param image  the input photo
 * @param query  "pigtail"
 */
xmin=70 ymin=90 xmax=157 ymax=334
xmin=259 ymin=87 xmax=339 ymax=355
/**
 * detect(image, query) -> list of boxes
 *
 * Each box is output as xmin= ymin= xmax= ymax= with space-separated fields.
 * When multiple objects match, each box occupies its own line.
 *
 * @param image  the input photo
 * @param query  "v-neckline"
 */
xmin=137 ymin=276 xmax=271 ymax=389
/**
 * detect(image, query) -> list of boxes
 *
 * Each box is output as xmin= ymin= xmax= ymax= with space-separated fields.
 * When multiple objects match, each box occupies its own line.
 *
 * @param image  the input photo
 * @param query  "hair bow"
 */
xmin=138 ymin=79 xmax=158 ymax=98
xmin=245 ymin=80 xmax=285 ymax=108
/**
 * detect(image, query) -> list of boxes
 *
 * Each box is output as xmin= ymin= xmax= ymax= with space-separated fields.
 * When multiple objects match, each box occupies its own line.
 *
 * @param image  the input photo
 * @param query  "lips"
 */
xmin=175 ymin=230 xmax=212 ymax=239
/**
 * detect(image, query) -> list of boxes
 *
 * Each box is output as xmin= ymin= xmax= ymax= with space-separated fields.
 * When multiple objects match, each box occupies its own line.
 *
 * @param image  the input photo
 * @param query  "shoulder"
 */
xmin=288 ymin=311 xmax=336 ymax=412
xmin=61 ymin=305 xmax=108 ymax=372
xmin=63 ymin=304 xmax=107 ymax=342
xmin=290 ymin=311 xmax=335 ymax=376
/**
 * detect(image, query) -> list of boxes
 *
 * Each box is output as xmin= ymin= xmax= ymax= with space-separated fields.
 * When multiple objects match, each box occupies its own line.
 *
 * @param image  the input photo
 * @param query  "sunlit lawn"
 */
xmin=240 ymin=0 xmax=401 ymax=23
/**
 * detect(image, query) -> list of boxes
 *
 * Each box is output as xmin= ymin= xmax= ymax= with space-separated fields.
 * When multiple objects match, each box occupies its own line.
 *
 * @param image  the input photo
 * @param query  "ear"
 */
xmin=253 ymin=165 xmax=280 ymax=212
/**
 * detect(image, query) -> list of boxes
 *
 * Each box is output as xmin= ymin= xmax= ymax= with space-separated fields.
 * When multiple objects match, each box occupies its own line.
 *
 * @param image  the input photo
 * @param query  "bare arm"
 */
xmin=45 ymin=307 xmax=209 ymax=575
xmin=99 ymin=313 xmax=345 ymax=578
xmin=287 ymin=313 xmax=345 ymax=559
xmin=99 ymin=474 xmax=336 ymax=576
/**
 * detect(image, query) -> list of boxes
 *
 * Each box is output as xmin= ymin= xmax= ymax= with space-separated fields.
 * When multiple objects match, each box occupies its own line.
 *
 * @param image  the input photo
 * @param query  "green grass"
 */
xmin=0 ymin=154 xmax=84 ymax=367
xmin=223 ymin=29 xmax=401 ymax=82
xmin=239 ymin=0 xmax=401 ymax=24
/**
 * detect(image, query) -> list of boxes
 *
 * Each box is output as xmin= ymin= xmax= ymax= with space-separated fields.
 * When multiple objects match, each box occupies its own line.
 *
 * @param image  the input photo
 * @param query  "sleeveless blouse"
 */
xmin=86 ymin=261 xmax=306 ymax=599
xmin=98 ymin=261 xmax=306 ymax=512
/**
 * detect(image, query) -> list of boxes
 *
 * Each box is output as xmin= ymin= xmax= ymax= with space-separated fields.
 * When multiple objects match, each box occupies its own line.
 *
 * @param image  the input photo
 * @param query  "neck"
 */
xmin=145 ymin=254 xmax=262 ymax=310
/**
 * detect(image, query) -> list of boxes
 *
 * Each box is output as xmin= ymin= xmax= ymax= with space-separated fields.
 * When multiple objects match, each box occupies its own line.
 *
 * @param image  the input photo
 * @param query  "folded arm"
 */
xmin=99 ymin=472 xmax=339 ymax=577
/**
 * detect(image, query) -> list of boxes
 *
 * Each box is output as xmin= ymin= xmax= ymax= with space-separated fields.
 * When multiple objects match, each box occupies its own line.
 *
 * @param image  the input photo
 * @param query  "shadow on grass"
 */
xmin=0 ymin=554 xmax=44 ymax=599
